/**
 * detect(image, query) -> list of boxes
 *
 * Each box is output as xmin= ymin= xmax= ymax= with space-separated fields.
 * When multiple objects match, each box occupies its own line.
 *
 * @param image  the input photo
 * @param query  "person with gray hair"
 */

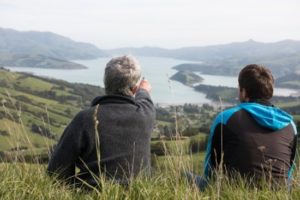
xmin=104 ymin=55 xmax=142 ymax=96
xmin=48 ymin=55 xmax=155 ymax=189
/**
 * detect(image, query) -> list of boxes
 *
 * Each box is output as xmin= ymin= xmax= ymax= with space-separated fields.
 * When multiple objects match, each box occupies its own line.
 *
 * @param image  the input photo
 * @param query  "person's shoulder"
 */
xmin=72 ymin=107 xmax=96 ymax=122
xmin=213 ymin=105 xmax=242 ymax=126
xmin=209 ymin=105 xmax=242 ymax=134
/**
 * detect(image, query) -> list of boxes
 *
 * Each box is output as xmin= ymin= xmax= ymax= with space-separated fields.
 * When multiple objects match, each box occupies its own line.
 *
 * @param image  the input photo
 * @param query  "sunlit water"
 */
xmin=5 ymin=56 xmax=299 ymax=104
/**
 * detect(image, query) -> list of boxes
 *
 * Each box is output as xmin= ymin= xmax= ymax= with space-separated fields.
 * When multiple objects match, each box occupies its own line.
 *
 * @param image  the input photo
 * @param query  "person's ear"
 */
xmin=239 ymin=87 xmax=248 ymax=102
xmin=131 ymin=85 xmax=138 ymax=95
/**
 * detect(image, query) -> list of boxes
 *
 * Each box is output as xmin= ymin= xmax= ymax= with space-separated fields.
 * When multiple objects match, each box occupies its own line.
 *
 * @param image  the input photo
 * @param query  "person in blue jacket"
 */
xmin=187 ymin=64 xmax=297 ymax=190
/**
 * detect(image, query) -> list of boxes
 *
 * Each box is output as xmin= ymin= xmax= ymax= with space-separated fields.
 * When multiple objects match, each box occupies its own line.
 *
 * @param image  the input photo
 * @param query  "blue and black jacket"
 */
xmin=204 ymin=100 xmax=297 ymax=181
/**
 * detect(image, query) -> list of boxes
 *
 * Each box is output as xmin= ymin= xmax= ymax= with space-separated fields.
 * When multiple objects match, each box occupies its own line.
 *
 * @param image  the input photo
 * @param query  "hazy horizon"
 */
xmin=1 ymin=0 xmax=300 ymax=49
xmin=3 ymin=26 xmax=299 ymax=50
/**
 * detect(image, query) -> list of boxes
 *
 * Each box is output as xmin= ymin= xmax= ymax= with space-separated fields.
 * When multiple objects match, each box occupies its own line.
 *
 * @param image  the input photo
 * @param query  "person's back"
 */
xmin=204 ymin=64 xmax=297 ymax=185
xmin=48 ymin=56 xmax=155 ymax=187
xmin=206 ymin=101 xmax=297 ymax=181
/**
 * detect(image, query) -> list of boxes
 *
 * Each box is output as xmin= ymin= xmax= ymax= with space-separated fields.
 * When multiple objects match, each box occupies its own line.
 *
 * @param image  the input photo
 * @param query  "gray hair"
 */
xmin=104 ymin=55 xmax=142 ymax=96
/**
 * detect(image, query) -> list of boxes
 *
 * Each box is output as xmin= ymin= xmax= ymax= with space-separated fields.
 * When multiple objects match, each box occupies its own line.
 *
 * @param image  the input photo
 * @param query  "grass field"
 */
xmin=1 ymin=131 xmax=299 ymax=199
xmin=1 ymin=151 xmax=300 ymax=199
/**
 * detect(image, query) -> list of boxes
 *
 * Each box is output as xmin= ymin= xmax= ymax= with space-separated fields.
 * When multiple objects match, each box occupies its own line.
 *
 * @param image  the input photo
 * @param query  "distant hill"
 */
xmin=170 ymin=40 xmax=300 ymax=62
xmin=175 ymin=40 xmax=300 ymax=77
xmin=170 ymin=70 xmax=203 ymax=86
xmin=106 ymin=46 xmax=170 ymax=57
xmin=2 ymin=27 xmax=300 ymax=74
xmin=109 ymin=40 xmax=300 ymax=62
xmin=109 ymin=40 xmax=300 ymax=77
xmin=276 ymin=73 xmax=300 ymax=89
xmin=0 ymin=68 xmax=105 ymax=154
xmin=0 ymin=53 xmax=87 ymax=69
xmin=0 ymin=27 xmax=107 ymax=60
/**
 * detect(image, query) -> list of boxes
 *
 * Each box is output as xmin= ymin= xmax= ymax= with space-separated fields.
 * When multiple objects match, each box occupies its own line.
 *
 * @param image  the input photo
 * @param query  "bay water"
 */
xmin=5 ymin=56 xmax=298 ymax=104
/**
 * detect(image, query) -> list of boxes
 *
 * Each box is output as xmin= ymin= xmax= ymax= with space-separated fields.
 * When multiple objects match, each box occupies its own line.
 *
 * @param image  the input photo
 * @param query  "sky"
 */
xmin=1 ymin=0 xmax=300 ymax=49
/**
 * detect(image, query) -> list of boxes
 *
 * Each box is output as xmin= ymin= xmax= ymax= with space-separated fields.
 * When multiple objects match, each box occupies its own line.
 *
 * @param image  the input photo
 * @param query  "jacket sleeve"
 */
xmin=135 ymin=89 xmax=155 ymax=112
xmin=204 ymin=122 xmax=232 ymax=179
xmin=288 ymin=134 xmax=298 ymax=179
xmin=47 ymin=111 xmax=85 ymax=183
xmin=209 ymin=124 xmax=223 ymax=170
xmin=204 ymin=122 xmax=222 ymax=179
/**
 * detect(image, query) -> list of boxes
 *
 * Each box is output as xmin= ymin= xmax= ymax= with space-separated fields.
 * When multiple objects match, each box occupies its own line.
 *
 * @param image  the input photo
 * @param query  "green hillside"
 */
xmin=0 ymin=68 xmax=105 ymax=155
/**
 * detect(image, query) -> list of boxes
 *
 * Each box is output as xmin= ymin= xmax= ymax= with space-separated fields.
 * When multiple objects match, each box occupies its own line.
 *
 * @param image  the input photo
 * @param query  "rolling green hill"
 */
xmin=0 ymin=68 xmax=105 ymax=155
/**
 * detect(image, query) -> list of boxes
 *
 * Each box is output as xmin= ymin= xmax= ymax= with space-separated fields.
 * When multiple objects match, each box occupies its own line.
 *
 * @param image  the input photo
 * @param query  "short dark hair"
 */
xmin=238 ymin=64 xmax=274 ymax=100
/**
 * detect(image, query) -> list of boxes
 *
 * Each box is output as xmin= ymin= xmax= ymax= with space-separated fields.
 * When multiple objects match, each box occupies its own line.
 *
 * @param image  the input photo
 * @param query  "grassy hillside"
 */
xmin=0 ymin=68 xmax=105 ymax=155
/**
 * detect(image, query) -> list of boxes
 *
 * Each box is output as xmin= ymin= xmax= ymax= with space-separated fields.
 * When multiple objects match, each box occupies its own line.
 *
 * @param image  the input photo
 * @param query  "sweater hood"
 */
xmin=239 ymin=102 xmax=296 ymax=133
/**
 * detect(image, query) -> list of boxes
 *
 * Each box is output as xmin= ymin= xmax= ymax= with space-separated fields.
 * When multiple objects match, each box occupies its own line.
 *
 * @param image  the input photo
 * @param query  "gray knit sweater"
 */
xmin=47 ymin=89 xmax=155 ymax=187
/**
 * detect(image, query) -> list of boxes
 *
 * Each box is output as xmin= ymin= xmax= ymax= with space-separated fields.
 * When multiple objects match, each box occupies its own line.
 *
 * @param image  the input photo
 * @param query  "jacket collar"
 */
xmin=91 ymin=94 xmax=136 ymax=106
xmin=247 ymin=99 xmax=273 ymax=107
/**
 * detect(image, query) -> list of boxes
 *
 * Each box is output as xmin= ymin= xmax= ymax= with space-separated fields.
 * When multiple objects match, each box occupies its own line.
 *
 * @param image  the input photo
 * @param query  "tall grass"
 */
xmin=1 ymin=155 xmax=300 ymax=199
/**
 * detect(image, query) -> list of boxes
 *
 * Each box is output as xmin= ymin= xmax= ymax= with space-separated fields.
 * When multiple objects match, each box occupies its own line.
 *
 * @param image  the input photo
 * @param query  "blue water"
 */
xmin=5 ymin=56 xmax=298 ymax=104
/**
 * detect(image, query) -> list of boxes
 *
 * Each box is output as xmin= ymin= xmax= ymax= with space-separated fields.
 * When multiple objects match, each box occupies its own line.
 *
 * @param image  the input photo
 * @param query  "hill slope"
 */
xmin=0 ymin=68 xmax=105 ymax=153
